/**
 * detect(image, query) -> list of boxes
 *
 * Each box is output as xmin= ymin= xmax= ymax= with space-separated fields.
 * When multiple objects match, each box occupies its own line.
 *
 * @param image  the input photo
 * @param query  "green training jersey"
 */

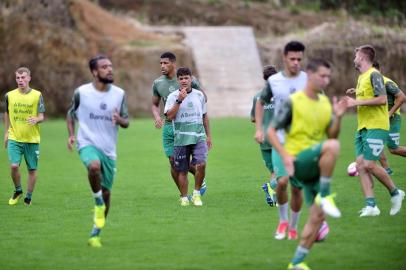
xmin=383 ymin=76 xmax=401 ymax=115
xmin=251 ymin=91 xmax=274 ymax=150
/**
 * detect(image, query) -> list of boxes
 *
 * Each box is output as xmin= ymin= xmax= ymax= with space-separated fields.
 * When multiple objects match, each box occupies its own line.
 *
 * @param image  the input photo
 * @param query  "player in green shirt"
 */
xmin=250 ymin=65 xmax=278 ymax=206
xmin=151 ymin=52 xmax=207 ymax=198
xmin=370 ymin=61 xmax=406 ymax=175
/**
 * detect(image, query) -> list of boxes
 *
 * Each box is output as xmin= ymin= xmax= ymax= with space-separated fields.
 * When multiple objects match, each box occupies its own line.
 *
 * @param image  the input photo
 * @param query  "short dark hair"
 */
xmin=176 ymin=67 xmax=192 ymax=77
xmin=372 ymin=60 xmax=380 ymax=70
xmin=306 ymin=58 xmax=331 ymax=72
xmin=263 ymin=65 xmax=277 ymax=80
xmin=284 ymin=41 xmax=305 ymax=55
xmin=355 ymin=45 xmax=375 ymax=62
xmin=160 ymin=52 xmax=176 ymax=62
xmin=89 ymin=55 xmax=109 ymax=72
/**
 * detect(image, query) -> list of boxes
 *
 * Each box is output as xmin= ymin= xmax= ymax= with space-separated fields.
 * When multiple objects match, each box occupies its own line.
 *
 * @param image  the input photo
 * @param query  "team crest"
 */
xmin=100 ymin=102 xmax=107 ymax=110
xmin=187 ymin=102 xmax=193 ymax=108
xmin=169 ymin=86 xmax=176 ymax=92
xmin=289 ymin=87 xmax=296 ymax=94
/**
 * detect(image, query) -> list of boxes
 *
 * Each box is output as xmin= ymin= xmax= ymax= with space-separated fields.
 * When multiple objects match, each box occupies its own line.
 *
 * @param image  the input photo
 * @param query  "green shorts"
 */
xmin=162 ymin=122 xmax=174 ymax=157
xmin=260 ymin=148 xmax=273 ymax=173
xmin=7 ymin=140 xmax=39 ymax=170
xmin=272 ymin=150 xmax=288 ymax=179
xmin=79 ymin=146 xmax=116 ymax=191
xmin=289 ymin=143 xmax=323 ymax=206
xmin=387 ymin=114 xmax=401 ymax=149
xmin=355 ymin=128 xmax=387 ymax=161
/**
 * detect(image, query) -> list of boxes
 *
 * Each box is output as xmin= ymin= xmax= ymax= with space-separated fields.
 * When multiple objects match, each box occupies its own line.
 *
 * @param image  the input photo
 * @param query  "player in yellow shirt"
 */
xmin=268 ymin=59 xmax=346 ymax=270
xmin=344 ymin=45 xmax=404 ymax=217
xmin=4 ymin=67 xmax=45 ymax=206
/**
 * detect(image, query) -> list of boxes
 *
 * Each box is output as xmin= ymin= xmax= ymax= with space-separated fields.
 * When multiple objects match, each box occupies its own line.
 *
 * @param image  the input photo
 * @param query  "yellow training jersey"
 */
xmin=355 ymin=67 xmax=389 ymax=131
xmin=6 ymin=88 xmax=45 ymax=143
xmin=285 ymin=91 xmax=332 ymax=156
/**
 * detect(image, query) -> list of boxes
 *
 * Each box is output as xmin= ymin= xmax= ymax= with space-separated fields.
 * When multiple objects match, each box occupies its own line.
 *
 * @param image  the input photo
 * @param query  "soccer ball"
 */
xmin=315 ymin=221 xmax=329 ymax=242
xmin=347 ymin=162 xmax=358 ymax=177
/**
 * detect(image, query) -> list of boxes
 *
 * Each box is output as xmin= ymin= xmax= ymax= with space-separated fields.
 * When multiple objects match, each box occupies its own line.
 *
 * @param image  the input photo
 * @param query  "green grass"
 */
xmin=0 ymin=116 xmax=405 ymax=270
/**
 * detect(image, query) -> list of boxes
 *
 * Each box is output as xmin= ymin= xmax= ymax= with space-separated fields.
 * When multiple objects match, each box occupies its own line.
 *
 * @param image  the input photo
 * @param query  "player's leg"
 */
xmin=23 ymin=143 xmax=40 ymax=205
xmin=7 ymin=140 xmax=23 ymax=205
xmin=387 ymin=115 xmax=406 ymax=157
xmin=174 ymin=145 xmax=190 ymax=205
xmin=363 ymin=129 xmax=404 ymax=215
xmin=261 ymin=149 xmax=277 ymax=206
xmin=163 ymin=123 xmax=180 ymax=190
xmin=272 ymin=150 xmax=290 ymax=239
xmin=288 ymin=185 xmax=302 ymax=240
xmin=379 ymin=152 xmax=392 ymax=175
xmin=191 ymin=141 xmax=207 ymax=206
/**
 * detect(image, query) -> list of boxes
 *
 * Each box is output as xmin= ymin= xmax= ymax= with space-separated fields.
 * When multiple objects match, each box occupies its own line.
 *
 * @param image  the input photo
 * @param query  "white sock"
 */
xmin=93 ymin=190 xmax=102 ymax=198
xmin=290 ymin=211 xmax=301 ymax=230
xmin=193 ymin=189 xmax=200 ymax=195
xmin=279 ymin=202 xmax=289 ymax=222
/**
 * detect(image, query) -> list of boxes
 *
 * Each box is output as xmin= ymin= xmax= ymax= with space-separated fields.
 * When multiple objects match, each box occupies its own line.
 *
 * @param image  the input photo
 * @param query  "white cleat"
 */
xmin=390 ymin=190 xmax=405 ymax=216
xmin=315 ymin=194 xmax=341 ymax=218
xmin=359 ymin=205 xmax=380 ymax=217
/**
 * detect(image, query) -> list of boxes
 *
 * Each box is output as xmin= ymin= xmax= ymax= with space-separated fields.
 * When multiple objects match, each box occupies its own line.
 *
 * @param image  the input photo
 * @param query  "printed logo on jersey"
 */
xmin=389 ymin=133 xmax=400 ymax=146
xmin=169 ymin=86 xmax=176 ymax=93
xmin=366 ymin=138 xmax=384 ymax=156
xmin=289 ymin=87 xmax=296 ymax=94
xmin=187 ymin=102 xmax=193 ymax=108
xmin=100 ymin=102 xmax=107 ymax=110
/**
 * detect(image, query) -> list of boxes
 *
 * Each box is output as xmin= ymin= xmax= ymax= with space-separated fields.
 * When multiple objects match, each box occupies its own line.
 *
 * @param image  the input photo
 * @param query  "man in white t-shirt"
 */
xmin=254 ymin=41 xmax=307 ymax=240
xmin=164 ymin=67 xmax=212 ymax=206
xmin=67 ymin=55 xmax=129 ymax=248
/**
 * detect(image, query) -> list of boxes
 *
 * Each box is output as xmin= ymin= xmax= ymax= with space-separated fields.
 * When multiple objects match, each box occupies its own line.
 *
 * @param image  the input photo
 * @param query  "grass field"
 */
xmin=0 ymin=116 xmax=405 ymax=270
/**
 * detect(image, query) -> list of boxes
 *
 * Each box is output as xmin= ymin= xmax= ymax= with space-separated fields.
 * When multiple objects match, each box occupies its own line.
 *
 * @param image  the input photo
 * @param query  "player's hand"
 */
xmin=154 ymin=116 xmax=163 ymax=129
xmin=346 ymin=88 xmax=356 ymax=95
xmin=343 ymin=96 xmax=357 ymax=108
xmin=282 ymin=154 xmax=295 ymax=177
xmin=206 ymin=136 xmax=212 ymax=150
xmin=254 ymin=130 xmax=264 ymax=144
xmin=27 ymin=116 xmax=38 ymax=125
xmin=178 ymin=87 xmax=188 ymax=101
xmin=67 ymin=135 xmax=75 ymax=151
xmin=4 ymin=133 xmax=8 ymax=149
xmin=112 ymin=108 xmax=121 ymax=126
xmin=332 ymin=96 xmax=347 ymax=117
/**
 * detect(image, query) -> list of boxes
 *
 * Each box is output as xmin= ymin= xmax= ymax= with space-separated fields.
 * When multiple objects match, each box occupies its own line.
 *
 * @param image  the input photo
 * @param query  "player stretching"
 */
xmin=344 ymin=45 xmax=404 ymax=217
xmin=268 ymin=59 xmax=345 ymax=270
xmin=67 ymin=55 xmax=129 ymax=247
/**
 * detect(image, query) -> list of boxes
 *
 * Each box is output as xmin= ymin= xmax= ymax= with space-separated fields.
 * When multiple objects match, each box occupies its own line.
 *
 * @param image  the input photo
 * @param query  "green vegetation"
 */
xmin=0 ymin=117 xmax=405 ymax=269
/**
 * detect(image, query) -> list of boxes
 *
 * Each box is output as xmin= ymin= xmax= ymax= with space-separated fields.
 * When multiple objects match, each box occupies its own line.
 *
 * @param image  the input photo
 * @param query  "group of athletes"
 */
xmin=252 ymin=41 xmax=405 ymax=269
xmin=3 ymin=40 xmax=405 ymax=268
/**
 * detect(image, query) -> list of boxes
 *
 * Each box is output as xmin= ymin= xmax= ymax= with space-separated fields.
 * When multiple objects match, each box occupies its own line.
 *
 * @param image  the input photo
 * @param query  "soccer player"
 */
xmin=344 ymin=45 xmax=404 ymax=217
xmin=250 ymin=65 xmax=278 ymax=206
xmin=4 ymin=67 xmax=45 ymax=206
xmin=151 ymin=52 xmax=208 ymax=198
xmin=267 ymin=59 xmax=344 ymax=270
xmin=164 ymin=67 xmax=211 ymax=206
xmin=372 ymin=61 xmax=406 ymax=175
xmin=66 ymin=55 xmax=129 ymax=247
xmin=254 ymin=41 xmax=307 ymax=240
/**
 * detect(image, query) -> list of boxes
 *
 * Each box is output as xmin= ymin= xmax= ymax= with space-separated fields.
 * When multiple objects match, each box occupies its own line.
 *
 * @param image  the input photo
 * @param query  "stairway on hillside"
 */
xmin=183 ymin=26 xmax=264 ymax=117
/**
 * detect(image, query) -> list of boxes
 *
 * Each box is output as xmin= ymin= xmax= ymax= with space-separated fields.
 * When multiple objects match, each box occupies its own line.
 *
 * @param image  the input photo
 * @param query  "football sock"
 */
xmin=26 ymin=192 xmax=32 ymax=199
xmin=93 ymin=190 xmax=104 ymax=206
xmin=279 ymin=202 xmax=289 ymax=222
xmin=90 ymin=224 xmax=101 ymax=237
xmin=319 ymin=176 xmax=331 ymax=197
xmin=270 ymin=178 xmax=277 ymax=190
xmin=290 ymin=211 xmax=301 ymax=230
xmin=15 ymin=185 xmax=23 ymax=193
xmin=292 ymin=245 xmax=309 ymax=265
xmin=366 ymin=197 xmax=376 ymax=207
xmin=193 ymin=190 xmax=200 ymax=195
xmin=390 ymin=188 xmax=399 ymax=197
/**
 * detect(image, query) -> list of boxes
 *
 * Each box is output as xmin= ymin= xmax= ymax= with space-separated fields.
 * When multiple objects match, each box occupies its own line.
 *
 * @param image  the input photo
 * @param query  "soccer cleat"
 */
xmin=180 ymin=197 xmax=190 ymax=206
xmin=288 ymin=262 xmax=311 ymax=270
xmin=315 ymin=193 xmax=341 ymax=218
xmin=88 ymin=236 xmax=102 ymax=248
xmin=315 ymin=221 xmax=329 ymax=242
xmin=200 ymin=180 xmax=207 ymax=196
xmin=275 ymin=221 xmax=289 ymax=240
xmin=359 ymin=205 xmax=380 ymax=217
xmin=24 ymin=197 xmax=31 ymax=206
xmin=390 ymin=189 xmax=405 ymax=216
xmin=8 ymin=191 xmax=23 ymax=205
xmin=94 ymin=204 xmax=106 ymax=228
xmin=191 ymin=193 xmax=203 ymax=206
xmin=288 ymin=228 xmax=298 ymax=240
xmin=262 ymin=182 xmax=277 ymax=207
